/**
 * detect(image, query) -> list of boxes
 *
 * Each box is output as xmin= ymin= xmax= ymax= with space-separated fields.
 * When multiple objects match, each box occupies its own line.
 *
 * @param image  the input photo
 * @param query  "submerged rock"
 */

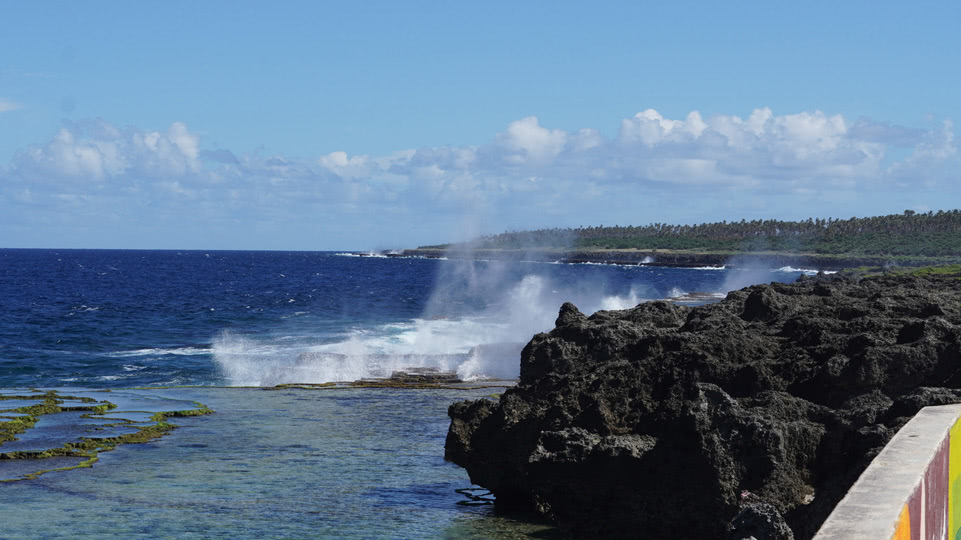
xmin=445 ymin=274 xmax=961 ymax=539
xmin=387 ymin=367 xmax=461 ymax=384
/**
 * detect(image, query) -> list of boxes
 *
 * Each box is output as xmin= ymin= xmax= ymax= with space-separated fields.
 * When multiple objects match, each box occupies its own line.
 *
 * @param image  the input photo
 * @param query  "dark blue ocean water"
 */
xmin=0 ymin=249 xmax=813 ymax=388
xmin=1 ymin=249 xmax=822 ymax=539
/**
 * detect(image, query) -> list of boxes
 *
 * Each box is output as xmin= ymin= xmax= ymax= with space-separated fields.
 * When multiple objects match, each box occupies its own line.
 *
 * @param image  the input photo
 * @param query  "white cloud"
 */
xmin=570 ymin=128 xmax=603 ymax=151
xmin=0 ymin=98 xmax=22 ymax=113
xmin=498 ymin=116 xmax=568 ymax=163
xmin=615 ymin=108 xmax=889 ymax=186
xmin=319 ymin=151 xmax=373 ymax=180
xmin=2 ymin=109 xmax=958 ymax=248
xmin=619 ymin=109 xmax=707 ymax=145
xmin=8 ymin=111 xmax=957 ymax=198
xmin=12 ymin=121 xmax=202 ymax=181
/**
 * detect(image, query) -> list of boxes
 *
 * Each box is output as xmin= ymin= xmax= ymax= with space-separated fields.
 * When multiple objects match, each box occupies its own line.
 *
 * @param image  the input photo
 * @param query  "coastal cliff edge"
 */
xmin=445 ymin=273 xmax=961 ymax=539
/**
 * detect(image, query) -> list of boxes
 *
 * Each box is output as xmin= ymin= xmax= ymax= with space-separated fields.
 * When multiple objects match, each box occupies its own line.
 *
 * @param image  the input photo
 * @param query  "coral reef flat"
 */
xmin=0 ymin=386 xmax=557 ymax=540
xmin=1 ymin=388 xmax=211 ymax=481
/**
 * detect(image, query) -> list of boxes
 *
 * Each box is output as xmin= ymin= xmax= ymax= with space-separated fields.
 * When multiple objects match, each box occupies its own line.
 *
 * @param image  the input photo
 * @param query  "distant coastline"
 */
xmin=392 ymin=247 xmax=960 ymax=271
xmin=395 ymin=210 xmax=961 ymax=270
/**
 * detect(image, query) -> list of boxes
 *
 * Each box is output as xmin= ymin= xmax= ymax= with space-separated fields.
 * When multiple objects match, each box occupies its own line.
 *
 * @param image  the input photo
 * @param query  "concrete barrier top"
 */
xmin=815 ymin=403 xmax=961 ymax=540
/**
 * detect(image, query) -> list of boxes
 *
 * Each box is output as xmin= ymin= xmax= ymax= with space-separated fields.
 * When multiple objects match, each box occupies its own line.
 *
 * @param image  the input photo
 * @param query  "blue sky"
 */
xmin=1 ymin=1 xmax=959 ymax=250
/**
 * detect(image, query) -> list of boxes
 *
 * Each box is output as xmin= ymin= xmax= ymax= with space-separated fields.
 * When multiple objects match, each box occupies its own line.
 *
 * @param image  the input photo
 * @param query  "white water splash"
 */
xmin=775 ymin=266 xmax=837 ymax=275
xmin=212 ymin=268 xmax=658 ymax=386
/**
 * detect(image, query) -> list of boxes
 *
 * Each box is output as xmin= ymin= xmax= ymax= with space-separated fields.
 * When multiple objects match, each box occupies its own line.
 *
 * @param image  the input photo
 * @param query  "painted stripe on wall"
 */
xmin=927 ymin=437 xmax=950 ymax=539
xmin=949 ymin=417 xmax=961 ymax=539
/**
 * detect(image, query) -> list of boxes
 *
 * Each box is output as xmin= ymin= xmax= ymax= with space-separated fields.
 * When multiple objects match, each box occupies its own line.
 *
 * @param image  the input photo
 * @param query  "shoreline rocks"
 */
xmin=445 ymin=273 xmax=961 ymax=539
xmin=399 ymin=247 xmax=958 ymax=270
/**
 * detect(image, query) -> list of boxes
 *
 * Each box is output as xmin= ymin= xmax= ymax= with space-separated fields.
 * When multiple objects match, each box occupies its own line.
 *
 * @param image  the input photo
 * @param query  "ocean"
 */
xmin=0 ymin=249 xmax=813 ymax=538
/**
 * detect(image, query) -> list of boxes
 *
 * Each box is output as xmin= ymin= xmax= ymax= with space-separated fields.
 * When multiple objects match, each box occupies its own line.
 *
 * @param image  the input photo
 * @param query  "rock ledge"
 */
xmin=445 ymin=274 xmax=961 ymax=539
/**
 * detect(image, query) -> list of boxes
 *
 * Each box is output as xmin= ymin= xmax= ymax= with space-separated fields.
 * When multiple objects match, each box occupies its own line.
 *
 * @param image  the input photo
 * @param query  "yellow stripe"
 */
xmin=949 ymin=417 xmax=961 ymax=539
xmin=893 ymin=503 xmax=911 ymax=540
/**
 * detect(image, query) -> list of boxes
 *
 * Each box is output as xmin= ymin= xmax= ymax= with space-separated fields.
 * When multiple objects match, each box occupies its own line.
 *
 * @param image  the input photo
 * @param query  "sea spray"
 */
xmin=717 ymin=254 xmax=788 ymax=293
xmin=210 ymin=253 xmax=810 ymax=386
xmin=718 ymin=255 xmax=835 ymax=292
xmin=598 ymin=285 xmax=651 ymax=311
xmin=212 ymin=261 xmax=662 ymax=385
xmin=213 ymin=329 xmax=382 ymax=385
xmin=1 ymin=250 xmax=813 ymax=389
xmin=667 ymin=286 xmax=687 ymax=299
xmin=212 ymin=329 xmax=298 ymax=386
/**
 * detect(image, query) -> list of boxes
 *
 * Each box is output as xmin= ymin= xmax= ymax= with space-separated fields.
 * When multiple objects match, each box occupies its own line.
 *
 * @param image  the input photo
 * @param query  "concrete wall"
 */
xmin=815 ymin=404 xmax=961 ymax=540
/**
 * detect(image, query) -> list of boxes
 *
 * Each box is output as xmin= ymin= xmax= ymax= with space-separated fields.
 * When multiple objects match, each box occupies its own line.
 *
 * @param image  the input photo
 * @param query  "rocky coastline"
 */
xmin=445 ymin=272 xmax=961 ymax=539
xmin=397 ymin=247 xmax=959 ymax=270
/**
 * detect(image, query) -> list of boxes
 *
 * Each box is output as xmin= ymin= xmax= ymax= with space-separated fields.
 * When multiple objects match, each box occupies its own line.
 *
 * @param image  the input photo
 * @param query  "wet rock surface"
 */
xmin=387 ymin=367 xmax=461 ymax=384
xmin=445 ymin=273 xmax=961 ymax=539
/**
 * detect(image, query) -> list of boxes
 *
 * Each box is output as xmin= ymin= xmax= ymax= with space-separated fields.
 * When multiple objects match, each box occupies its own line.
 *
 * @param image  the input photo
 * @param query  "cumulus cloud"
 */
xmin=7 ymin=110 xmax=957 ymax=197
xmin=1 ymin=108 xmax=958 ymax=247
xmin=497 ymin=116 xmax=568 ymax=164
xmin=11 ymin=119 xmax=202 ymax=181
xmin=319 ymin=151 xmax=373 ymax=180
xmin=619 ymin=109 xmax=708 ymax=145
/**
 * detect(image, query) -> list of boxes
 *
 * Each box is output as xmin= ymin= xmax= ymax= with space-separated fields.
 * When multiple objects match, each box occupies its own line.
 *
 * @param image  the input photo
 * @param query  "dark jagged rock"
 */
xmin=445 ymin=274 xmax=961 ymax=539
xmin=729 ymin=502 xmax=795 ymax=540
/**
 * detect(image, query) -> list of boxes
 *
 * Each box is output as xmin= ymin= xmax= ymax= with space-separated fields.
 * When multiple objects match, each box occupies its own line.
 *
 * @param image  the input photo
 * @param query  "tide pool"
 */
xmin=0 ymin=386 xmax=557 ymax=540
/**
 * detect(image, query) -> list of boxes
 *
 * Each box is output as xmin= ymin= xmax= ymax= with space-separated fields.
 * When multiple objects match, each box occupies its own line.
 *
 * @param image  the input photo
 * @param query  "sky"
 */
xmin=1 ymin=1 xmax=960 ymax=250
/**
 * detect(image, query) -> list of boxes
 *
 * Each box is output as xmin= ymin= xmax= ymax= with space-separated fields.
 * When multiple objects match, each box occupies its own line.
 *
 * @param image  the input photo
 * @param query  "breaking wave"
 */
xmin=212 ymin=272 xmax=659 ymax=386
xmin=211 ymin=257 xmax=818 ymax=387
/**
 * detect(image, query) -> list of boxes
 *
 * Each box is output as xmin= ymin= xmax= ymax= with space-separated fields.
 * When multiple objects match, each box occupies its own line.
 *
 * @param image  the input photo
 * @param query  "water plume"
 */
xmin=213 ymin=233 xmax=664 ymax=385
xmin=718 ymin=255 xmax=785 ymax=293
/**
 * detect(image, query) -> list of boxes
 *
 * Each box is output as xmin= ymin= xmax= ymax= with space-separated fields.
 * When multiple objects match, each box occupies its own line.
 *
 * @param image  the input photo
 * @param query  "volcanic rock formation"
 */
xmin=445 ymin=273 xmax=961 ymax=539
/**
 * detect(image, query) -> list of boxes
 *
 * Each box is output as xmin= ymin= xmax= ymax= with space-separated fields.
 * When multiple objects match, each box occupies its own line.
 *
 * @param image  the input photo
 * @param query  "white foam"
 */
xmin=334 ymin=251 xmax=392 ymax=258
xmin=597 ymin=285 xmax=650 ymax=311
xmin=211 ymin=330 xmax=298 ymax=386
xmin=774 ymin=266 xmax=838 ymax=275
xmin=667 ymin=287 xmax=687 ymax=298
xmin=456 ymin=342 xmax=526 ymax=381
xmin=776 ymin=266 xmax=816 ymax=274
xmin=212 ymin=260 xmax=711 ymax=386
xmin=107 ymin=347 xmax=210 ymax=358
xmin=213 ymin=273 xmax=589 ymax=385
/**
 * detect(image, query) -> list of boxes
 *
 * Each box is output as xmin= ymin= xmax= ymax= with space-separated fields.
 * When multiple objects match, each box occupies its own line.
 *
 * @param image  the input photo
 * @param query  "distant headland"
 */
xmin=394 ymin=210 xmax=961 ymax=270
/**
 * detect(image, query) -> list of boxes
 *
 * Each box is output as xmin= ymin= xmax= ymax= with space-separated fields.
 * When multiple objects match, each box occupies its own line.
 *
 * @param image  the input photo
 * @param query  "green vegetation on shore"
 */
xmin=844 ymin=263 xmax=961 ymax=279
xmin=421 ymin=210 xmax=961 ymax=258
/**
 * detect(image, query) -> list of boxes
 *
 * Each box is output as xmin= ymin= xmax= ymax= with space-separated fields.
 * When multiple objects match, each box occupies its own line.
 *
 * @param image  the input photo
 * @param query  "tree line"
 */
xmin=427 ymin=210 xmax=961 ymax=257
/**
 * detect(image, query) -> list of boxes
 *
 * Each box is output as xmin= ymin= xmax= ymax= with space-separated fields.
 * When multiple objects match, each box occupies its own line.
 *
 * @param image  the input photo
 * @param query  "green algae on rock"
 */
xmin=265 ymin=366 xmax=515 ymax=391
xmin=0 ymin=389 xmax=212 ymax=482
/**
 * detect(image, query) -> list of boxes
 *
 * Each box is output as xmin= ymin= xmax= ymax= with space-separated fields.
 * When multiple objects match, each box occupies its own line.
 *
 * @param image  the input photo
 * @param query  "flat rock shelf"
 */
xmin=0 ymin=388 xmax=212 ymax=481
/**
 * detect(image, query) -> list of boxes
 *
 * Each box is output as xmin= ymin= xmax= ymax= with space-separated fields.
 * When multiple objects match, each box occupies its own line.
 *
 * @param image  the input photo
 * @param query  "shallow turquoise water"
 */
xmin=0 ymin=387 xmax=556 ymax=539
